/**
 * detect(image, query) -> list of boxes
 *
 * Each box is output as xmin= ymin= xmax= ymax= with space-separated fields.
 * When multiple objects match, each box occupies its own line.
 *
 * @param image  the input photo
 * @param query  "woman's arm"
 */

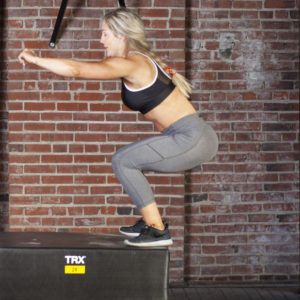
xmin=18 ymin=49 xmax=136 ymax=80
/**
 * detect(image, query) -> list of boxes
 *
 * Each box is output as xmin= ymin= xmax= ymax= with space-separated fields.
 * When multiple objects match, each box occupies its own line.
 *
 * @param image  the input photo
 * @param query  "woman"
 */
xmin=18 ymin=8 xmax=218 ymax=247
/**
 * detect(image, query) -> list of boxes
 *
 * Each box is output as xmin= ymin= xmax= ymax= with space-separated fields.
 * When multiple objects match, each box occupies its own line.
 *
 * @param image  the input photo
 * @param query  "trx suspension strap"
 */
xmin=49 ymin=0 xmax=69 ymax=48
xmin=118 ymin=0 xmax=126 ymax=7
xmin=49 ymin=0 xmax=126 ymax=48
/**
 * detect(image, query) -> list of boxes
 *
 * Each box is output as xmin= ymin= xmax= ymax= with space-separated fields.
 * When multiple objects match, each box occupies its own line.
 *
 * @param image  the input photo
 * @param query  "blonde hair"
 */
xmin=104 ymin=8 xmax=191 ymax=98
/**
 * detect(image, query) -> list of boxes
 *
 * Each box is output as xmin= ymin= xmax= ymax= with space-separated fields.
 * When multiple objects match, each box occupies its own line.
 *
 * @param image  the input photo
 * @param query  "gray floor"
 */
xmin=168 ymin=286 xmax=300 ymax=300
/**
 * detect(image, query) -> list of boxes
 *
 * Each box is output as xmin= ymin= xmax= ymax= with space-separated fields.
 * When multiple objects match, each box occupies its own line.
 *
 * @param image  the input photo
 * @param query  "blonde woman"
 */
xmin=18 ymin=8 xmax=218 ymax=247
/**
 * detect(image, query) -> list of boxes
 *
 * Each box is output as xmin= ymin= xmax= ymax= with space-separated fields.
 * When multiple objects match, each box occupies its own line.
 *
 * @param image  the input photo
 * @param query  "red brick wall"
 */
xmin=2 ymin=0 xmax=299 ymax=285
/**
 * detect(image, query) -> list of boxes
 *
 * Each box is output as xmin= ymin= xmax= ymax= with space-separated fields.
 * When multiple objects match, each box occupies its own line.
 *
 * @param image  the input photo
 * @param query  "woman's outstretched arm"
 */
xmin=18 ymin=49 xmax=136 ymax=80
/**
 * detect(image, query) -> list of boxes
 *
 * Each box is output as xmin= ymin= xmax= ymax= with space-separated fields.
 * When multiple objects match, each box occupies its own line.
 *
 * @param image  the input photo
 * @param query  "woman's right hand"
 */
xmin=18 ymin=49 xmax=38 ymax=65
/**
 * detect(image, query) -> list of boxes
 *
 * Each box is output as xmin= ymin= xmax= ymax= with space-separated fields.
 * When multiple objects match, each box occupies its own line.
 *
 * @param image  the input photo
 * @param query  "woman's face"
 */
xmin=100 ymin=21 xmax=125 ymax=57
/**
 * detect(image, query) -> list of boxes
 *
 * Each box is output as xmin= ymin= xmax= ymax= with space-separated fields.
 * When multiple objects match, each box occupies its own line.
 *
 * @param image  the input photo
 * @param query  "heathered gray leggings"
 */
xmin=112 ymin=113 xmax=218 ymax=210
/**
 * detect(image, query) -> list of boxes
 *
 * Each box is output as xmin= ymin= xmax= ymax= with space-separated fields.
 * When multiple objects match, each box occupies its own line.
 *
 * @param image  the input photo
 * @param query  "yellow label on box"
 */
xmin=65 ymin=265 xmax=86 ymax=274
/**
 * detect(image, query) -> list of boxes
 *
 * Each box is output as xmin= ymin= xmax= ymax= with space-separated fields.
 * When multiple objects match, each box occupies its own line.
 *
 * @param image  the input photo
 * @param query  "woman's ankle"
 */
xmin=148 ymin=223 xmax=165 ymax=231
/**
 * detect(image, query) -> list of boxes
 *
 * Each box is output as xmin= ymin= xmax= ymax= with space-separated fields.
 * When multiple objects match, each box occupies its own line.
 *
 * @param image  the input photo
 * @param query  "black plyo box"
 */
xmin=0 ymin=232 xmax=169 ymax=300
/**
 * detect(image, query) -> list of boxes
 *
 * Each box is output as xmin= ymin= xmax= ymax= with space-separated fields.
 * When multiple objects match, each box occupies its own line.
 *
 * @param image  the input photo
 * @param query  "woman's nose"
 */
xmin=100 ymin=34 xmax=104 ymax=44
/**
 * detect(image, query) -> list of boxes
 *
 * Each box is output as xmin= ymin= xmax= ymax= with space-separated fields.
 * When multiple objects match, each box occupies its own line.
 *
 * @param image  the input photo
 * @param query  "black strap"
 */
xmin=119 ymin=0 xmax=126 ymax=7
xmin=49 ymin=0 xmax=126 ymax=48
xmin=49 ymin=0 xmax=69 ymax=48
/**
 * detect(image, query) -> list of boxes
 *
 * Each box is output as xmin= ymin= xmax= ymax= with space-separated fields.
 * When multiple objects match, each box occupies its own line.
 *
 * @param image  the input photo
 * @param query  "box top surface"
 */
xmin=0 ymin=232 xmax=168 ymax=251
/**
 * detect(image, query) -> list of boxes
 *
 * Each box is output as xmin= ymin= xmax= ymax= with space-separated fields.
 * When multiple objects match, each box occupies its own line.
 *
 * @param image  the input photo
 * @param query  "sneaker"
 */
xmin=119 ymin=218 xmax=146 ymax=237
xmin=124 ymin=224 xmax=173 ymax=247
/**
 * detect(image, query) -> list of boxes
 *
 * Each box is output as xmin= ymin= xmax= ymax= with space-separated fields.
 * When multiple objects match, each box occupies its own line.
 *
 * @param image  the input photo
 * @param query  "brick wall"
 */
xmin=2 ymin=0 xmax=299 ymax=285
xmin=185 ymin=0 xmax=299 ymax=283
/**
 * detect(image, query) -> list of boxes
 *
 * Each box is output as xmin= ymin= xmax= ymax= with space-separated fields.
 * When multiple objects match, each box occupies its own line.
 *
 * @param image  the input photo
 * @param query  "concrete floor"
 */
xmin=168 ymin=286 xmax=300 ymax=300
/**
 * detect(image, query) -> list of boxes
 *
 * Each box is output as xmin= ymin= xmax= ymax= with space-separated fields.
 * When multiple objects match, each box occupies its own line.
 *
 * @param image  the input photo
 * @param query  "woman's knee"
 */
xmin=111 ymin=150 xmax=123 ymax=175
xmin=111 ymin=148 xmax=133 ymax=177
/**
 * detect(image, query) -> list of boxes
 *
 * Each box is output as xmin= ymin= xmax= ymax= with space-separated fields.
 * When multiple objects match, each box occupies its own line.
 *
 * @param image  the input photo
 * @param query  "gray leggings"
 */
xmin=112 ymin=113 xmax=218 ymax=210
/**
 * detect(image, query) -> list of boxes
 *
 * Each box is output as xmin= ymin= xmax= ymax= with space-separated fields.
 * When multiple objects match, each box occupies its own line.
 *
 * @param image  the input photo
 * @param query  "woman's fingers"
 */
xmin=18 ymin=49 xmax=37 ymax=65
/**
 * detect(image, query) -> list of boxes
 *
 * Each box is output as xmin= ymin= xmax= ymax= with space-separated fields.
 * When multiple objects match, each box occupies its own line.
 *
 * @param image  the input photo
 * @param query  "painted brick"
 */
xmin=184 ymin=0 xmax=298 ymax=284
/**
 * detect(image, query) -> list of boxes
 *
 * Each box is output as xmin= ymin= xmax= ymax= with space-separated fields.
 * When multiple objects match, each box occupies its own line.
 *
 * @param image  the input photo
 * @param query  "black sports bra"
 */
xmin=121 ymin=52 xmax=175 ymax=114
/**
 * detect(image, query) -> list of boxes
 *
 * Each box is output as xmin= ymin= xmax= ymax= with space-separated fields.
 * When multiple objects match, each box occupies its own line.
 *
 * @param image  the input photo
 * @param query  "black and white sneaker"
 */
xmin=124 ymin=224 xmax=173 ymax=247
xmin=119 ymin=218 xmax=146 ymax=237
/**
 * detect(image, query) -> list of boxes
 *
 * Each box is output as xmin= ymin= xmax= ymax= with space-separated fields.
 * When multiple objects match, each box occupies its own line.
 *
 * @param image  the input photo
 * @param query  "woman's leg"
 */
xmin=112 ymin=115 xmax=218 ymax=228
xmin=112 ymin=135 xmax=167 ymax=229
xmin=112 ymin=123 xmax=217 ymax=210
xmin=113 ymin=116 xmax=218 ymax=246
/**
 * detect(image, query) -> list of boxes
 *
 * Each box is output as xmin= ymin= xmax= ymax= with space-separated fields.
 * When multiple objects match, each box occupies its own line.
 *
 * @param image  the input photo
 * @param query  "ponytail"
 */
xmin=164 ymin=65 xmax=192 ymax=99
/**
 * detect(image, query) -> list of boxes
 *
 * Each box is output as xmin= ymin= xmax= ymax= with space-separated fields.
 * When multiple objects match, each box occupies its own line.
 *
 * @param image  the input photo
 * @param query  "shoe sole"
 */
xmin=124 ymin=239 xmax=173 ymax=248
xmin=119 ymin=229 xmax=140 ymax=238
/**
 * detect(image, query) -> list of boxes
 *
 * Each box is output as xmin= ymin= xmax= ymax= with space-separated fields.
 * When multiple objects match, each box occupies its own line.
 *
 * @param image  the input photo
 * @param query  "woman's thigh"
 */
xmin=114 ymin=123 xmax=218 ymax=173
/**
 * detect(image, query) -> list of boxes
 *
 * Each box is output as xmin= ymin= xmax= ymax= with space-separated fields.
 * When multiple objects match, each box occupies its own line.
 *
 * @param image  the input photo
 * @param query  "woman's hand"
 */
xmin=18 ymin=49 xmax=38 ymax=65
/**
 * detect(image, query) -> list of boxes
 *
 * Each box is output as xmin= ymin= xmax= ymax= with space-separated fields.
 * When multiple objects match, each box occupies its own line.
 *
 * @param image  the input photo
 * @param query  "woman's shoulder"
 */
xmin=127 ymin=51 xmax=157 ymax=71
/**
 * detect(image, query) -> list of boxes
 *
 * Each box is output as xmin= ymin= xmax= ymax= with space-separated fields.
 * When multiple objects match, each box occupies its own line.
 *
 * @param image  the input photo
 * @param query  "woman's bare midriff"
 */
xmin=144 ymin=87 xmax=197 ymax=132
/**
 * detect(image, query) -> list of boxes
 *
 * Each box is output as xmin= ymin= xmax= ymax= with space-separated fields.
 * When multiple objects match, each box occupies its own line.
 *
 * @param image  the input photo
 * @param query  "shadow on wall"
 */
xmin=0 ymin=0 xmax=9 ymax=231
